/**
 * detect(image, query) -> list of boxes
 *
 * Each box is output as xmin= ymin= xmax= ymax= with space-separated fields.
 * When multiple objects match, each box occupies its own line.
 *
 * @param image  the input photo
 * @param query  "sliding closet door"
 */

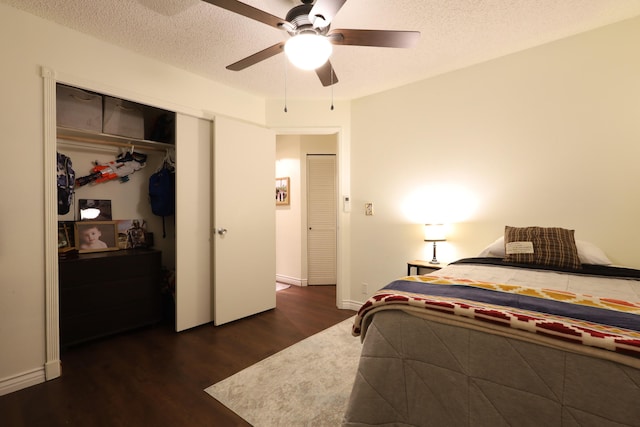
xmin=175 ymin=114 xmax=213 ymax=331
xmin=213 ymin=116 xmax=275 ymax=325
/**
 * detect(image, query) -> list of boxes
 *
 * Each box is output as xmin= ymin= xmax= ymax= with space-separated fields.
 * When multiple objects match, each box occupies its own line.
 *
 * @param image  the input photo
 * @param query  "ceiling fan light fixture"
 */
xmin=284 ymin=33 xmax=333 ymax=70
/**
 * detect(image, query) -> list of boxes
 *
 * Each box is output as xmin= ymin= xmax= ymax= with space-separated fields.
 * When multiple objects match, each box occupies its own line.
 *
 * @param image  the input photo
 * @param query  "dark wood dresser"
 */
xmin=59 ymin=249 xmax=162 ymax=347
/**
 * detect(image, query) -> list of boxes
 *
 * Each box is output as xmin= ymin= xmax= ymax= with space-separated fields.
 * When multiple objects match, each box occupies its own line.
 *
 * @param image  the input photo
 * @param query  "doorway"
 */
xmin=275 ymin=134 xmax=338 ymax=288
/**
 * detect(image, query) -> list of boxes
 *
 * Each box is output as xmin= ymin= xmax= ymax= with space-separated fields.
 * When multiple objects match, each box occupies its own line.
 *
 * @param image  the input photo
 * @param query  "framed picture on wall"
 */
xmin=276 ymin=177 xmax=290 ymax=206
xmin=74 ymin=221 xmax=119 ymax=253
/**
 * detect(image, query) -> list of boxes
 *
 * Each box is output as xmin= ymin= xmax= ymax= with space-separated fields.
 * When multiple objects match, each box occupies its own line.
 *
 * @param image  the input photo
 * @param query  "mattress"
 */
xmin=343 ymin=260 xmax=640 ymax=427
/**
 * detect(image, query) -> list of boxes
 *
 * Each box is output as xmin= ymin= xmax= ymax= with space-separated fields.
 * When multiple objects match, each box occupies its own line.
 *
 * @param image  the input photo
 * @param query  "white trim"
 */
xmin=276 ymin=274 xmax=308 ymax=287
xmin=42 ymin=66 xmax=62 ymax=380
xmin=0 ymin=368 xmax=45 ymax=397
xmin=275 ymin=126 xmax=340 ymax=135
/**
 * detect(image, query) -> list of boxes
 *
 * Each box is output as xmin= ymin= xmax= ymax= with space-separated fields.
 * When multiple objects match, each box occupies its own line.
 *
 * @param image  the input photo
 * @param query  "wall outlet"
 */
xmin=361 ymin=283 xmax=368 ymax=294
xmin=365 ymin=202 xmax=374 ymax=216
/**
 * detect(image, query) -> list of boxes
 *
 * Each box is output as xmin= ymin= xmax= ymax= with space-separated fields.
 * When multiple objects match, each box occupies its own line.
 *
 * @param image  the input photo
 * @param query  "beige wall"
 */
xmin=348 ymin=16 xmax=640 ymax=300
xmin=276 ymin=135 xmax=303 ymax=284
xmin=0 ymin=3 xmax=265 ymax=393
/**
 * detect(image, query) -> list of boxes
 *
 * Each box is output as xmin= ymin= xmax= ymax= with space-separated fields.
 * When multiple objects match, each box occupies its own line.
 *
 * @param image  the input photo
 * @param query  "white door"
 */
xmin=175 ymin=114 xmax=213 ymax=331
xmin=307 ymin=155 xmax=337 ymax=285
xmin=213 ymin=116 xmax=276 ymax=325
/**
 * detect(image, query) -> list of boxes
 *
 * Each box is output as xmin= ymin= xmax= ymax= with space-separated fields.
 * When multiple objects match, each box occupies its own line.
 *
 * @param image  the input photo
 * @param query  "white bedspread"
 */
xmin=431 ymin=263 xmax=640 ymax=302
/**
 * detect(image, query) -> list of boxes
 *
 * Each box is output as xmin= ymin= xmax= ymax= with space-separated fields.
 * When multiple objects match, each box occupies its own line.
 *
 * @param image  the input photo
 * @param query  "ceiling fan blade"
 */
xmin=309 ymin=0 xmax=347 ymax=28
xmin=226 ymin=42 xmax=285 ymax=71
xmin=328 ymin=29 xmax=420 ymax=48
xmin=202 ymin=0 xmax=287 ymax=29
xmin=315 ymin=60 xmax=339 ymax=87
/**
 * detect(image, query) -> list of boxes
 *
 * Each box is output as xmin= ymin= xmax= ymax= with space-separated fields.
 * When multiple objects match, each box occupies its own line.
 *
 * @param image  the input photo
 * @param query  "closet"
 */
xmin=48 ymin=77 xmax=275 ymax=355
xmin=56 ymin=83 xmax=177 ymax=345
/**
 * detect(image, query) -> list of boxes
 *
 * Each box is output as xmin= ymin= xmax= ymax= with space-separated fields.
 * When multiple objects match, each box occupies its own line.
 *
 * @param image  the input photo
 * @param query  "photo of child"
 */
xmin=79 ymin=225 xmax=108 ymax=250
xmin=74 ymin=221 xmax=118 ymax=253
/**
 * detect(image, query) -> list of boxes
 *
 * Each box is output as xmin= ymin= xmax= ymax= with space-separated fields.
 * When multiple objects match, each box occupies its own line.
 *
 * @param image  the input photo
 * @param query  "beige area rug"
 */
xmin=205 ymin=316 xmax=361 ymax=426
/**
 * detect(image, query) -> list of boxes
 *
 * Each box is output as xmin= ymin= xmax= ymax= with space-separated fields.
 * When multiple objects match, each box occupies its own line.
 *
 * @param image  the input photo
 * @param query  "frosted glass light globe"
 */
xmin=284 ymin=34 xmax=333 ymax=70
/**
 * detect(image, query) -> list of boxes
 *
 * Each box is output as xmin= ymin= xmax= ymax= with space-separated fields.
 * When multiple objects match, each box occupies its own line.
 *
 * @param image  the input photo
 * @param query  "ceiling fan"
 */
xmin=202 ymin=0 xmax=420 ymax=87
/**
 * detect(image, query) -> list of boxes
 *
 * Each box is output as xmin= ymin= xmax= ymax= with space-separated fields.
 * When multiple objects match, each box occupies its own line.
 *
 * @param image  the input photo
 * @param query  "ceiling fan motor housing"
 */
xmin=284 ymin=4 xmax=329 ymax=36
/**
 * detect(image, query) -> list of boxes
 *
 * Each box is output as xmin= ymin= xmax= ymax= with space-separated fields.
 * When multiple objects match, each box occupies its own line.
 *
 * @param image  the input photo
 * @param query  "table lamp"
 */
xmin=424 ymin=224 xmax=446 ymax=264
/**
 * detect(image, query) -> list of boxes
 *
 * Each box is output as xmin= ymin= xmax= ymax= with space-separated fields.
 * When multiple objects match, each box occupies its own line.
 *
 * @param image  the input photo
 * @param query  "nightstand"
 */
xmin=407 ymin=259 xmax=445 ymax=275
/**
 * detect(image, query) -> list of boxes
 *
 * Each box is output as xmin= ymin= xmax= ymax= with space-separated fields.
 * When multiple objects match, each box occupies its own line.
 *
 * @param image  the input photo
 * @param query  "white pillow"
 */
xmin=477 ymin=236 xmax=612 ymax=265
xmin=477 ymin=236 xmax=505 ymax=258
xmin=575 ymin=239 xmax=612 ymax=265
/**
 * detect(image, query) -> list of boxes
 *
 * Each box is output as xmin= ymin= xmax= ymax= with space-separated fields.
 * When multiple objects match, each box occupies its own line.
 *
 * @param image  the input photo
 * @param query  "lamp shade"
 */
xmin=284 ymin=33 xmax=333 ymax=70
xmin=424 ymin=224 xmax=446 ymax=242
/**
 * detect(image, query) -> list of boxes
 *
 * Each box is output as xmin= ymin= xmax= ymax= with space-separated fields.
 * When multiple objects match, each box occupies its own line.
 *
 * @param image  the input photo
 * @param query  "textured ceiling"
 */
xmin=3 ymin=0 xmax=640 ymax=100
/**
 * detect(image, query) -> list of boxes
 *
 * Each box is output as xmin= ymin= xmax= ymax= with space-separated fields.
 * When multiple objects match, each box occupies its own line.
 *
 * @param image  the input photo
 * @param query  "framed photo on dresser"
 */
xmin=74 ymin=221 xmax=119 ymax=253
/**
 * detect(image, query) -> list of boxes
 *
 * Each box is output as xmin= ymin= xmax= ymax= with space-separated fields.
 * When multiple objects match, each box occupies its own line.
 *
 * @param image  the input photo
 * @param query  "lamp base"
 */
xmin=430 ymin=241 xmax=440 ymax=265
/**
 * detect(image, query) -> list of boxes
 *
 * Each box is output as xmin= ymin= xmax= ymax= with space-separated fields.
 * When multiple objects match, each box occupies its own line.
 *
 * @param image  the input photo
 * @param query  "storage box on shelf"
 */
xmin=103 ymin=96 xmax=145 ymax=139
xmin=56 ymin=83 xmax=176 ymax=146
xmin=56 ymin=84 xmax=103 ymax=133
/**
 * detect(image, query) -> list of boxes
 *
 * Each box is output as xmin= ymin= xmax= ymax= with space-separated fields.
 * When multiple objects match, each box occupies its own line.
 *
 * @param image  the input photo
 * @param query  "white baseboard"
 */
xmin=45 ymin=359 xmax=62 ymax=380
xmin=0 ymin=367 xmax=45 ymax=396
xmin=276 ymin=274 xmax=307 ymax=287
xmin=340 ymin=299 xmax=364 ymax=311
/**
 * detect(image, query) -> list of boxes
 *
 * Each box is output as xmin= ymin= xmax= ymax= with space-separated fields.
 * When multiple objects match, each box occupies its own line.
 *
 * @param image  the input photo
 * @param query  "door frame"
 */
xmin=273 ymin=127 xmax=347 ymax=309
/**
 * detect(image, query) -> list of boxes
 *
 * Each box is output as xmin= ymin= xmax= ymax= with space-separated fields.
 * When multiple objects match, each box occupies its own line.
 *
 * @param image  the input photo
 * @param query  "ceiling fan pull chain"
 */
xmin=284 ymin=53 xmax=288 ymax=113
xmin=330 ymin=68 xmax=334 ymax=111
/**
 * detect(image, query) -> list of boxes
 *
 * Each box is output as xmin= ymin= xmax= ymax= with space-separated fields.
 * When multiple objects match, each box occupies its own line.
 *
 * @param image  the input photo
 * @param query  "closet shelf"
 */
xmin=57 ymin=126 xmax=174 ymax=152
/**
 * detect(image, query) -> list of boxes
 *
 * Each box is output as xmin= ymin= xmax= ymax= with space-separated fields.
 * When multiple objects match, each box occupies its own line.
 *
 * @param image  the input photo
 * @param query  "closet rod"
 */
xmin=57 ymin=133 xmax=173 ymax=152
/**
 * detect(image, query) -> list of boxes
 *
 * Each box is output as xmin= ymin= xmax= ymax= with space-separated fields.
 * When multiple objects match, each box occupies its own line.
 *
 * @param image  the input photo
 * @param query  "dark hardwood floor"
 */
xmin=0 ymin=285 xmax=356 ymax=427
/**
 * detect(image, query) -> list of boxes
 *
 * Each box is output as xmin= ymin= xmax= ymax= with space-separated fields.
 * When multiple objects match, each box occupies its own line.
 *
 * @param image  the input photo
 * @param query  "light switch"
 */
xmin=343 ymin=196 xmax=351 ymax=212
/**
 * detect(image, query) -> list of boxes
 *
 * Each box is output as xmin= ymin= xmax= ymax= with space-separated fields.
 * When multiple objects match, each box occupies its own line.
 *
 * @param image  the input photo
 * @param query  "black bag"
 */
xmin=149 ymin=166 xmax=175 ymax=238
xmin=57 ymin=152 xmax=75 ymax=215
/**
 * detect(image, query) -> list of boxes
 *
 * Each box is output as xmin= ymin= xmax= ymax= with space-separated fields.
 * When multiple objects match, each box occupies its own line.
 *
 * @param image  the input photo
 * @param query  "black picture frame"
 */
xmin=78 ymin=199 xmax=113 ymax=221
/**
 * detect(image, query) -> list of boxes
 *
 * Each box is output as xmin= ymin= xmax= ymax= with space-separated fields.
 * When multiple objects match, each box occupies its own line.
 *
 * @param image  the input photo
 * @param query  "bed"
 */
xmin=343 ymin=227 xmax=640 ymax=427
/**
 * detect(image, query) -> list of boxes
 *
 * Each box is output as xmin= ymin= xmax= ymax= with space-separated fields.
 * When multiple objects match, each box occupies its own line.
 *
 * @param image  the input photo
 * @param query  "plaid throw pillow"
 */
xmin=503 ymin=226 xmax=581 ymax=270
